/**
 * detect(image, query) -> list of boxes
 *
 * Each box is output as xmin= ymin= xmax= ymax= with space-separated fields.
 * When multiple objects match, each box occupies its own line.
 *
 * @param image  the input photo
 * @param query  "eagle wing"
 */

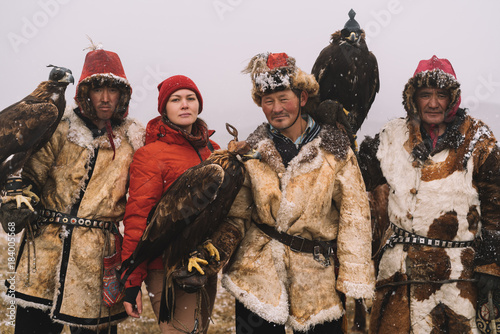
xmin=347 ymin=50 xmax=379 ymax=133
xmin=145 ymin=163 xmax=225 ymax=242
xmin=312 ymin=41 xmax=380 ymax=133
xmin=121 ymin=163 xmax=225 ymax=279
xmin=0 ymin=98 xmax=59 ymax=184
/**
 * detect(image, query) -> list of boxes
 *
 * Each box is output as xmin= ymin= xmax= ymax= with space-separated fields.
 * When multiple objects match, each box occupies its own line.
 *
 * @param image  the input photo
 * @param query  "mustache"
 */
xmin=271 ymin=111 xmax=289 ymax=119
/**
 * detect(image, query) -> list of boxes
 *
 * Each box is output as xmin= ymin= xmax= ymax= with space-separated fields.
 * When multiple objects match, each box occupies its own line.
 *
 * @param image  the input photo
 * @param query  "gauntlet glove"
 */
xmin=174 ymin=220 xmax=242 ymax=292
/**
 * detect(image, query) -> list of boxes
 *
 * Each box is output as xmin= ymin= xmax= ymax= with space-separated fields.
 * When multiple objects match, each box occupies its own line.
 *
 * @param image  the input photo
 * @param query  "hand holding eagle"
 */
xmin=119 ymin=124 xmax=260 ymax=322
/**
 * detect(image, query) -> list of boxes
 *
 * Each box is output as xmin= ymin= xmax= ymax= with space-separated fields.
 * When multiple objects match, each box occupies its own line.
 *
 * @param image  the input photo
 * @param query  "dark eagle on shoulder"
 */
xmin=120 ymin=123 xmax=260 ymax=322
xmin=0 ymin=65 xmax=74 ymax=210
xmin=312 ymin=9 xmax=379 ymax=134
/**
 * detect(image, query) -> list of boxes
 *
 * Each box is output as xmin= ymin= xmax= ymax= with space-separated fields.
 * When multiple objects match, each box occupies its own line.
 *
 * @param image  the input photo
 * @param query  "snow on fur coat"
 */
xmin=11 ymin=106 xmax=144 ymax=328
xmin=358 ymin=110 xmax=500 ymax=334
xmin=221 ymin=123 xmax=375 ymax=332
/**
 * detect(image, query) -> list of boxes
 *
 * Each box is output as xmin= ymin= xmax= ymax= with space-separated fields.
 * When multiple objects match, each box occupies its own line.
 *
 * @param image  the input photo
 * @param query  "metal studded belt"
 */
xmin=35 ymin=208 xmax=115 ymax=231
xmin=387 ymin=222 xmax=475 ymax=248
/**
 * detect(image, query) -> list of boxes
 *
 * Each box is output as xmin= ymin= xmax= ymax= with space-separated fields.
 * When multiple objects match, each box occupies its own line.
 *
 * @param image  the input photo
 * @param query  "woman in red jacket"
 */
xmin=121 ymin=75 xmax=220 ymax=333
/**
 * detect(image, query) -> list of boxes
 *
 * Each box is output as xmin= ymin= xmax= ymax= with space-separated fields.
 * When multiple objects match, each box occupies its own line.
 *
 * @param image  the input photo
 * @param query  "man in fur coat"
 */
xmin=358 ymin=55 xmax=500 ymax=333
xmin=7 ymin=45 xmax=144 ymax=333
xmin=201 ymin=52 xmax=374 ymax=334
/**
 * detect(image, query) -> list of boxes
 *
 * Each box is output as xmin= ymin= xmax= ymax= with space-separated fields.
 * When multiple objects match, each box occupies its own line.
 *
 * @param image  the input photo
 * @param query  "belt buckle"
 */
xmin=314 ymin=245 xmax=331 ymax=267
xmin=289 ymin=235 xmax=306 ymax=252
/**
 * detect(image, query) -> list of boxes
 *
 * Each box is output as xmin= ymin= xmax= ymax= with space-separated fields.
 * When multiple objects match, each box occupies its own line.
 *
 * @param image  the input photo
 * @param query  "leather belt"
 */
xmin=387 ymin=222 xmax=475 ymax=248
xmin=255 ymin=222 xmax=336 ymax=267
xmin=35 ymin=208 xmax=115 ymax=231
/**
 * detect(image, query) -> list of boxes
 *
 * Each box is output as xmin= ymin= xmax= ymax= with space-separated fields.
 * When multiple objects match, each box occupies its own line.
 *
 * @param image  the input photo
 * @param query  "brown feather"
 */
xmin=312 ymin=28 xmax=379 ymax=133
xmin=121 ymin=141 xmax=255 ymax=282
xmin=0 ymin=80 xmax=69 ymax=185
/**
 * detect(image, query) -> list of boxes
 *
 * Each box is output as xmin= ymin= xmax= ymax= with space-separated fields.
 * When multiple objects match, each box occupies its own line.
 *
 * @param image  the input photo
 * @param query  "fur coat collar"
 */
xmin=246 ymin=122 xmax=351 ymax=175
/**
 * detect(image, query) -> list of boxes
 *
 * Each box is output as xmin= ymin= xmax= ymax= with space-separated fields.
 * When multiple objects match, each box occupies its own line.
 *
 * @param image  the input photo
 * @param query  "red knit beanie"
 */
xmin=157 ymin=75 xmax=203 ymax=115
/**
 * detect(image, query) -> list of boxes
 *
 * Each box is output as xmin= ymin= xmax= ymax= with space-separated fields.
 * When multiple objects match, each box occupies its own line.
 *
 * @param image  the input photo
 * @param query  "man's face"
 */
xmin=89 ymin=86 xmax=120 ymax=122
xmin=261 ymin=89 xmax=307 ymax=130
xmin=415 ymin=87 xmax=450 ymax=126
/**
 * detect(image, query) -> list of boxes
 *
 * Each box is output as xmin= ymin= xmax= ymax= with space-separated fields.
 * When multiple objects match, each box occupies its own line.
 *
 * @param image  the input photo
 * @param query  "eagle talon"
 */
xmin=23 ymin=185 xmax=40 ymax=205
xmin=202 ymin=240 xmax=220 ymax=262
xmin=1 ymin=194 xmax=35 ymax=211
xmin=187 ymin=255 xmax=208 ymax=275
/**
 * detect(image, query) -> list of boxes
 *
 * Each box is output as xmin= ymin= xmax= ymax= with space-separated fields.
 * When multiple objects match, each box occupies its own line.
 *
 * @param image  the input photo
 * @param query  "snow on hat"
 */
xmin=157 ymin=75 xmax=203 ymax=115
xmin=75 ymin=42 xmax=131 ymax=120
xmin=403 ymin=55 xmax=461 ymax=122
xmin=243 ymin=52 xmax=319 ymax=106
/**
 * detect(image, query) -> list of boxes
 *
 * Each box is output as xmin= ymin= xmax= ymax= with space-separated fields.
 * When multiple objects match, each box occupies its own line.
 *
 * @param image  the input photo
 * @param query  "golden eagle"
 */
xmin=0 ymin=65 xmax=74 ymax=209
xmin=120 ymin=123 xmax=260 ymax=322
xmin=311 ymin=9 xmax=379 ymax=134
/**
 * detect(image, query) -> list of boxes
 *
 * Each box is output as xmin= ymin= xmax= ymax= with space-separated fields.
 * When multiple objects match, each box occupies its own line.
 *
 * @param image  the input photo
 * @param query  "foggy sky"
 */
xmin=1 ymin=0 xmax=499 ymax=146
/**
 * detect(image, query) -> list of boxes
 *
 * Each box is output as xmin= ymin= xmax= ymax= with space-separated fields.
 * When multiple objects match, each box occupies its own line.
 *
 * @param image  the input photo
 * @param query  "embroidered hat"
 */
xmin=243 ymin=52 xmax=319 ymax=106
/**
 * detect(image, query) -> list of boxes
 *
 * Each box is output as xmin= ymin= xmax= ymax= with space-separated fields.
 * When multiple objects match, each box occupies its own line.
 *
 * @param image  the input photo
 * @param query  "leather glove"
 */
xmin=174 ymin=220 xmax=243 ymax=292
xmin=172 ymin=265 xmax=208 ymax=293
xmin=477 ymin=273 xmax=500 ymax=295
xmin=0 ymin=201 xmax=38 ymax=234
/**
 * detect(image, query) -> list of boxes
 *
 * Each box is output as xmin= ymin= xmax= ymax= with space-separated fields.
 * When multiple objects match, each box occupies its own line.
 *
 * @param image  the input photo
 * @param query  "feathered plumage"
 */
xmin=120 ymin=123 xmax=260 ymax=323
xmin=311 ymin=9 xmax=379 ymax=133
xmin=0 ymin=65 xmax=74 ymax=188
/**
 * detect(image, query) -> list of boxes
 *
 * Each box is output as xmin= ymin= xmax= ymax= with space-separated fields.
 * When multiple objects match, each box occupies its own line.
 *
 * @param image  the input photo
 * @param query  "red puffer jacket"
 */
xmin=121 ymin=116 xmax=220 ymax=288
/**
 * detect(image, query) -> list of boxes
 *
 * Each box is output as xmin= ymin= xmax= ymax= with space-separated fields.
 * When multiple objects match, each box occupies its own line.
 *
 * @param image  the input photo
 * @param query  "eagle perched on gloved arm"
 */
xmin=119 ymin=123 xmax=260 ymax=323
xmin=312 ymin=9 xmax=379 ymax=134
xmin=0 ymin=65 xmax=74 ymax=211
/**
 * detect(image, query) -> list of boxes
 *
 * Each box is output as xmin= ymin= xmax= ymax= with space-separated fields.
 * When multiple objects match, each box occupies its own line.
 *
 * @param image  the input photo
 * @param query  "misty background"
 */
xmin=1 ymin=0 xmax=499 ymax=147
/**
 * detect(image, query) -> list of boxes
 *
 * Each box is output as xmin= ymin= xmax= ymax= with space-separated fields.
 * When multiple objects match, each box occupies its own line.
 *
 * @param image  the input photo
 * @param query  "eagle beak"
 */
xmin=60 ymin=72 xmax=75 ymax=85
xmin=348 ymin=32 xmax=359 ymax=42
xmin=241 ymin=149 xmax=261 ymax=161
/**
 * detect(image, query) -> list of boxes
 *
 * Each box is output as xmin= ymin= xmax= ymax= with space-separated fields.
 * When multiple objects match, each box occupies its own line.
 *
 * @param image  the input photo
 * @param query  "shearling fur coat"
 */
xmin=358 ymin=110 xmax=500 ymax=333
xmin=221 ymin=123 xmax=374 ymax=332
xmin=10 ymin=106 xmax=144 ymax=328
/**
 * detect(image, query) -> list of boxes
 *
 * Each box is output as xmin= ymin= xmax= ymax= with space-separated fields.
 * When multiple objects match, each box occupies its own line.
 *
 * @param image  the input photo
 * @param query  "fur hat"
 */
xmin=74 ymin=43 xmax=131 ymax=121
xmin=243 ymin=52 xmax=319 ymax=106
xmin=157 ymin=75 xmax=203 ymax=115
xmin=403 ymin=55 xmax=461 ymax=123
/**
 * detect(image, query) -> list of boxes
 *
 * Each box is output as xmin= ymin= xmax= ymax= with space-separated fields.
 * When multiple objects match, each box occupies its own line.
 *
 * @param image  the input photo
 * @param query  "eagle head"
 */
xmin=227 ymin=140 xmax=260 ymax=162
xmin=47 ymin=65 xmax=75 ymax=85
xmin=341 ymin=9 xmax=362 ymax=44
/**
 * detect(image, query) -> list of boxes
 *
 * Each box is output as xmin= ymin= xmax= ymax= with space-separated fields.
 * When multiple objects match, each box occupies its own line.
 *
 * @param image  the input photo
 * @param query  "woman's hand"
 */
xmin=123 ymin=287 xmax=142 ymax=318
